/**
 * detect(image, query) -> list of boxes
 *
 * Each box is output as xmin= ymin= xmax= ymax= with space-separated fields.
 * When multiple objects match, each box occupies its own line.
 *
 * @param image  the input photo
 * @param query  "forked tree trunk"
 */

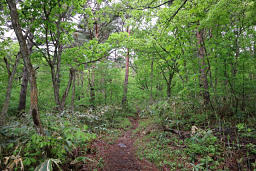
xmin=196 ymin=29 xmax=210 ymax=106
xmin=17 ymin=66 xmax=29 ymax=113
xmin=6 ymin=0 xmax=44 ymax=135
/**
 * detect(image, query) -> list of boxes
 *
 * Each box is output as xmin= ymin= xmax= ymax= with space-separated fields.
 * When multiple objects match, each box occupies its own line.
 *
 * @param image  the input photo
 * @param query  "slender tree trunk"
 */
xmin=77 ymin=72 xmax=81 ymax=100
xmin=6 ymin=0 xmax=44 ymax=135
xmin=167 ymin=84 xmax=171 ymax=98
xmin=89 ymin=67 xmax=96 ymax=107
xmin=122 ymin=27 xmax=130 ymax=107
xmin=59 ymin=68 xmax=75 ymax=111
xmin=55 ymin=48 xmax=62 ymax=110
xmin=101 ymin=75 xmax=107 ymax=105
xmin=150 ymin=58 xmax=154 ymax=103
xmin=166 ymin=72 xmax=174 ymax=98
xmin=30 ymin=69 xmax=44 ymax=135
xmin=18 ymin=66 xmax=29 ymax=113
xmin=71 ymin=71 xmax=76 ymax=113
xmin=80 ymin=71 xmax=85 ymax=99
xmin=196 ymin=29 xmax=210 ymax=106
xmin=50 ymin=65 xmax=61 ymax=110
xmin=122 ymin=47 xmax=130 ymax=107
xmin=88 ymin=21 xmax=99 ymax=107
xmin=89 ymin=71 xmax=95 ymax=107
xmin=241 ymin=62 xmax=245 ymax=111
xmin=0 ymin=54 xmax=21 ymax=126
xmin=104 ymin=84 xmax=107 ymax=105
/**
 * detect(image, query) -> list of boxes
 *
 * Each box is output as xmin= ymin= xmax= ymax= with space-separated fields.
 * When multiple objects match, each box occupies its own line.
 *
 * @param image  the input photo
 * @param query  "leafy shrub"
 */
xmin=185 ymin=129 xmax=220 ymax=169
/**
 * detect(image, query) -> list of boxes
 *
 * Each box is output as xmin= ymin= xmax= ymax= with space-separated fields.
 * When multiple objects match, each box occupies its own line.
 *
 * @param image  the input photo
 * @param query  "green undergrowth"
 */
xmin=0 ymin=110 xmax=98 ymax=170
xmin=134 ymin=99 xmax=256 ymax=170
xmin=135 ymin=118 xmax=191 ymax=170
xmin=0 ymin=105 xmax=135 ymax=170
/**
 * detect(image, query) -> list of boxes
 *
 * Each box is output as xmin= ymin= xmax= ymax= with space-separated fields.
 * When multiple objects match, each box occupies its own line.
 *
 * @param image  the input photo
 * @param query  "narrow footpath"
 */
xmin=94 ymin=117 xmax=159 ymax=171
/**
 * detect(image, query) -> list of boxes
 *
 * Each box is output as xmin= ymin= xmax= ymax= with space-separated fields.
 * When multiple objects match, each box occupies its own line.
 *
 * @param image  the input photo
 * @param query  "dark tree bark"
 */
xmin=6 ymin=0 xmax=44 ymax=135
xmin=196 ymin=29 xmax=210 ymax=106
xmin=17 ymin=66 xmax=29 ymax=113
xmin=0 ymin=54 xmax=21 ymax=126
xmin=166 ymin=72 xmax=174 ymax=98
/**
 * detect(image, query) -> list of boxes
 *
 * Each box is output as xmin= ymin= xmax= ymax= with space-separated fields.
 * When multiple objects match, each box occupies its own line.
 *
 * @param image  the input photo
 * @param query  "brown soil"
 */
xmin=93 ymin=117 xmax=159 ymax=171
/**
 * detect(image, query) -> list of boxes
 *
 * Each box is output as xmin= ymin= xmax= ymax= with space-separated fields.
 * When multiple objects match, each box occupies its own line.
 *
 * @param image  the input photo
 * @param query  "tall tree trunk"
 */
xmin=196 ymin=29 xmax=210 ymax=106
xmin=88 ymin=21 xmax=99 ymax=107
xmin=17 ymin=66 xmax=29 ymax=113
xmin=122 ymin=27 xmax=130 ymax=107
xmin=6 ymin=0 xmax=44 ymax=135
xmin=0 ymin=54 xmax=21 ymax=126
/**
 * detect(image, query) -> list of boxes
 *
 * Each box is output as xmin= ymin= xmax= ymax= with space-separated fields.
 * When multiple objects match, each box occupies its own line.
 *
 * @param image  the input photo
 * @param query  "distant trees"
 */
xmin=0 ymin=0 xmax=255 ymax=125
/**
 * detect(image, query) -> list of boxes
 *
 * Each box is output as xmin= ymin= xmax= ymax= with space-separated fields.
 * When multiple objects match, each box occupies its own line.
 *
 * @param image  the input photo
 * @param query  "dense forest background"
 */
xmin=0 ymin=0 xmax=255 ymax=170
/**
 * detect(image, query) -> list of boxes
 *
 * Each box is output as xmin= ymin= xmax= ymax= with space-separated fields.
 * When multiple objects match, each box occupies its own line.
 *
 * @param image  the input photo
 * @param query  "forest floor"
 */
xmin=79 ymin=116 xmax=159 ymax=171
xmin=68 ymin=107 xmax=255 ymax=171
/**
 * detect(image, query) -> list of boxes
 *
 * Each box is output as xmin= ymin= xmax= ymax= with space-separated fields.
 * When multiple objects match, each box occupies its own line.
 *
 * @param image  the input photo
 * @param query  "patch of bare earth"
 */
xmin=94 ymin=117 xmax=159 ymax=171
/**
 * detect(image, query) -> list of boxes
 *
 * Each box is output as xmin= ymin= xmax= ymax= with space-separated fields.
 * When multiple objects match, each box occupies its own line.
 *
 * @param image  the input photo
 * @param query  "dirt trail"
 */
xmin=94 ymin=117 xmax=159 ymax=171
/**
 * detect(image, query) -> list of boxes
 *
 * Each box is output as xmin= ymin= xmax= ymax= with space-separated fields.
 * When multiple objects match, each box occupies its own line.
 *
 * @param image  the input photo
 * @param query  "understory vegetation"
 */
xmin=135 ymin=99 xmax=256 ymax=170
xmin=0 ymin=0 xmax=256 ymax=170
